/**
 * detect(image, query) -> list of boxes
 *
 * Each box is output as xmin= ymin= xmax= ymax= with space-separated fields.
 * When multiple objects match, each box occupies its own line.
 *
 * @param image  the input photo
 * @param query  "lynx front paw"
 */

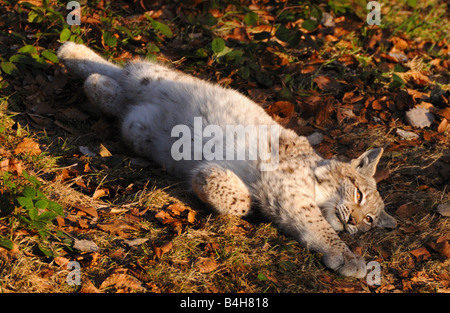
xmin=322 ymin=249 xmax=367 ymax=278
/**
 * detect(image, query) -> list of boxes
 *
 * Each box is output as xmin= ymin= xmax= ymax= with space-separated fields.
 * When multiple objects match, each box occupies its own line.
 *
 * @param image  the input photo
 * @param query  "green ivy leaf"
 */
xmin=18 ymin=45 xmax=37 ymax=54
xmin=244 ymin=12 xmax=258 ymax=26
xmin=102 ymin=31 xmax=117 ymax=47
xmin=17 ymin=196 xmax=33 ymax=209
xmin=48 ymin=201 xmax=64 ymax=216
xmin=38 ymin=243 xmax=54 ymax=257
xmin=310 ymin=4 xmax=323 ymax=21
xmin=147 ymin=17 xmax=173 ymax=38
xmin=25 ymin=172 xmax=41 ymax=188
xmin=28 ymin=10 xmax=43 ymax=23
xmin=41 ymin=49 xmax=59 ymax=63
xmin=195 ymin=48 xmax=209 ymax=58
xmin=253 ymin=31 xmax=271 ymax=41
xmin=0 ymin=62 xmax=19 ymax=76
xmin=257 ymin=273 xmax=268 ymax=281
xmin=155 ymin=21 xmax=173 ymax=38
xmin=22 ymin=186 xmax=36 ymax=198
xmin=302 ymin=19 xmax=319 ymax=31
xmin=60 ymin=28 xmax=71 ymax=42
xmin=146 ymin=42 xmax=160 ymax=53
xmin=390 ymin=73 xmax=405 ymax=89
xmin=199 ymin=13 xmax=217 ymax=26
xmin=275 ymin=25 xmax=301 ymax=47
xmin=211 ymin=38 xmax=226 ymax=53
xmin=37 ymin=211 xmax=58 ymax=221
xmin=35 ymin=199 xmax=48 ymax=210
xmin=28 ymin=207 xmax=38 ymax=221
xmin=0 ymin=237 xmax=14 ymax=250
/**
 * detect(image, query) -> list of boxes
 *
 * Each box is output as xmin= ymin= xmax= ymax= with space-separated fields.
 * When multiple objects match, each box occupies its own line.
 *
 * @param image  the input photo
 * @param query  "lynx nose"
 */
xmin=347 ymin=215 xmax=357 ymax=225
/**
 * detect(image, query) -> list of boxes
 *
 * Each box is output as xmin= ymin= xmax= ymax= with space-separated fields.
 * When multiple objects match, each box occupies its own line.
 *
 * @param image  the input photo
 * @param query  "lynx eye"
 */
xmin=364 ymin=215 xmax=373 ymax=224
xmin=355 ymin=188 xmax=363 ymax=203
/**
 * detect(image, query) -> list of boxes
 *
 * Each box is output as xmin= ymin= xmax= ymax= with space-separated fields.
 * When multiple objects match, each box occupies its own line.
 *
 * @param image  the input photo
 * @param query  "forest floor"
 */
xmin=0 ymin=0 xmax=449 ymax=293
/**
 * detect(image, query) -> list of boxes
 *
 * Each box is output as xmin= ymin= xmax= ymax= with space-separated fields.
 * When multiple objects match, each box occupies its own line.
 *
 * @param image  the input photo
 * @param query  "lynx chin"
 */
xmin=57 ymin=42 xmax=397 ymax=278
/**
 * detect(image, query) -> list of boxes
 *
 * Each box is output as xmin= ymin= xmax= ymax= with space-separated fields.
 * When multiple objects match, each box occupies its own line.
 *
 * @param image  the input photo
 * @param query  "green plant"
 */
xmin=0 ymin=171 xmax=65 ymax=256
xmin=16 ymin=171 xmax=63 ymax=238
xmin=23 ymin=0 xmax=64 ymax=24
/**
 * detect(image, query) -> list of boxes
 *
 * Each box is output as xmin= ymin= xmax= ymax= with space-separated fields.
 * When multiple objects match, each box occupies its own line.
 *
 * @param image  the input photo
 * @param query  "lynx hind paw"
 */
xmin=323 ymin=249 xmax=367 ymax=278
xmin=57 ymin=42 xmax=98 ymax=63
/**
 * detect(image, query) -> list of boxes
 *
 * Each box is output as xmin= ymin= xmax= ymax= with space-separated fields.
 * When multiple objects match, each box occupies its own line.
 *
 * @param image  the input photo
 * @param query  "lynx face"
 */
xmin=314 ymin=149 xmax=397 ymax=234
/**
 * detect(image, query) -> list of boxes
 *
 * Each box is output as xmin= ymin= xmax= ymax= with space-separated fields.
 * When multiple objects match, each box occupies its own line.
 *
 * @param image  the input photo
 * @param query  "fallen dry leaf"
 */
xmin=0 ymin=159 xmax=8 ymax=172
xmin=123 ymin=238 xmax=149 ymax=247
xmin=400 ymin=225 xmax=420 ymax=234
xmin=99 ymin=272 xmax=146 ymax=292
xmin=409 ymin=247 xmax=431 ymax=261
xmin=92 ymin=187 xmax=109 ymax=200
xmin=155 ymin=204 xmax=196 ymax=233
xmin=54 ymin=256 xmax=70 ymax=268
xmin=438 ymin=107 xmax=450 ymax=120
xmin=195 ymin=257 xmax=218 ymax=274
xmin=0 ymin=241 xmax=19 ymax=261
xmin=396 ymin=204 xmax=421 ymax=218
xmin=313 ymin=75 xmax=340 ymax=94
xmin=391 ymin=37 xmax=409 ymax=50
xmin=98 ymin=220 xmax=139 ymax=238
xmin=396 ymin=71 xmax=430 ymax=86
xmin=98 ymin=143 xmax=112 ymax=157
xmin=9 ymin=158 xmax=22 ymax=175
xmin=80 ymin=279 xmax=101 ymax=293
xmin=155 ymin=210 xmax=175 ymax=225
xmin=73 ymin=205 xmax=98 ymax=218
xmin=265 ymin=101 xmax=295 ymax=119
xmin=396 ymin=128 xmax=419 ymax=140
xmin=437 ymin=118 xmax=449 ymax=133
xmin=405 ymin=107 xmax=434 ymax=128
xmin=0 ymin=158 xmax=23 ymax=175
xmin=153 ymin=241 xmax=172 ymax=259
xmin=166 ymin=204 xmax=197 ymax=224
xmin=73 ymin=239 xmax=100 ymax=252
xmin=437 ymin=203 xmax=450 ymax=217
xmin=14 ymin=137 xmax=41 ymax=155
xmin=166 ymin=203 xmax=189 ymax=216
xmin=427 ymin=237 xmax=450 ymax=259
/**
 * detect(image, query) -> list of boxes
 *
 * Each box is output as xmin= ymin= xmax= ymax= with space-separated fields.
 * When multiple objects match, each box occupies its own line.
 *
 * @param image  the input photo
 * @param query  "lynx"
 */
xmin=57 ymin=42 xmax=397 ymax=278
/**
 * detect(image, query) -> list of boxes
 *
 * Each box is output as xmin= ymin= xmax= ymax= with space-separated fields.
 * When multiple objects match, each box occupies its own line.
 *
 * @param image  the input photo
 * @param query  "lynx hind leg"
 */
xmin=192 ymin=166 xmax=251 ymax=216
xmin=84 ymin=73 xmax=125 ymax=117
xmin=57 ymin=42 xmax=122 ymax=79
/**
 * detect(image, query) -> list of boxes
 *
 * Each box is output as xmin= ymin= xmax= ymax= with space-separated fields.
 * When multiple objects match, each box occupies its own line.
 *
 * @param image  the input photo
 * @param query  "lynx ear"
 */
xmin=351 ymin=148 xmax=383 ymax=177
xmin=377 ymin=208 xmax=397 ymax=229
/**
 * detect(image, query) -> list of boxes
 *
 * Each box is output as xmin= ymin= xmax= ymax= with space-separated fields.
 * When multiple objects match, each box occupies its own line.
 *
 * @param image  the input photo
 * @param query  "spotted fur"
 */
xmin=58 ymin=42 xmax=397 ymax=278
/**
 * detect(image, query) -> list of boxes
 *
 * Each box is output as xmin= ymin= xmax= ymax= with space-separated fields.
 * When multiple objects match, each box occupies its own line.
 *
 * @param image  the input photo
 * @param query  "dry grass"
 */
xmin=0 ymin=0 xmax=449 ymax=293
